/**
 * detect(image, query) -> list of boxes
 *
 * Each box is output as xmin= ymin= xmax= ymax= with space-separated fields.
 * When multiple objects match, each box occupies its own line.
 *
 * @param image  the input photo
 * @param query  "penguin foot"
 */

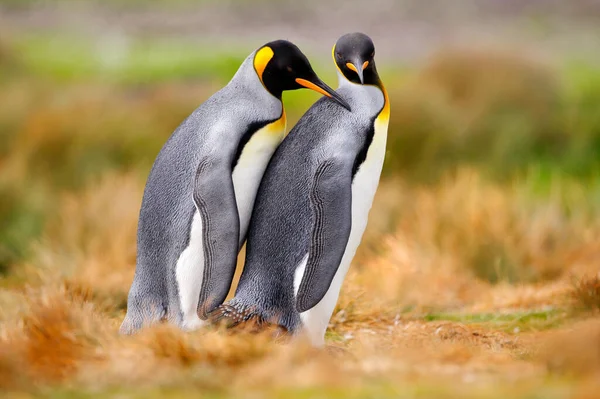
xmin=208 ymin=302 xmax=291 ymax=340
xmin=209 ymin=302 xmax=259 ymax=329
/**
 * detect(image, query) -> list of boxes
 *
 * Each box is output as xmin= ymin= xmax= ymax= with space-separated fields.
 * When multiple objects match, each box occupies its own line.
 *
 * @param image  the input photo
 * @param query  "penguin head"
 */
xmin=333 ymin=32 xmax=379 ymax=85
xmin=254 ymin=40 xmax=351 ymax=111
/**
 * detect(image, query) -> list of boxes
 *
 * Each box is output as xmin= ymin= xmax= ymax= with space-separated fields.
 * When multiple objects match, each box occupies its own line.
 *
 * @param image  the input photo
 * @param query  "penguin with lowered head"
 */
xmin=213 ymin=32 xmax=390 ymax=346
xmin=120 ymin=40 xmax=350 ymax=334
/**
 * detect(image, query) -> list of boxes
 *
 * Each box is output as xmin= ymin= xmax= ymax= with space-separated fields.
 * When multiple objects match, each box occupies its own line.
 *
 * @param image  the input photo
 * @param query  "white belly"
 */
xmin=296 ymin=116 xmax=388 ymax=346
xmin=175 ymin=118 xmax=285 ymax=330
xmin=175 ymin=212 xmax=207 ymax=330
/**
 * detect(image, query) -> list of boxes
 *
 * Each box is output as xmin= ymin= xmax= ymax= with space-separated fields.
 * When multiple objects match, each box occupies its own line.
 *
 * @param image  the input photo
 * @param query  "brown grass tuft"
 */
xmin=141 ymin=326 xmax=204 ymax=366
xmin=21 ymin=295 xmax=90 ymax=381
xmin=570 ymin=274 xmax=600 ymax=312
xmin=137 ymin=326 xmax=279 ymax=369
xmin=1 ymin=288 xmax=109 ymax=385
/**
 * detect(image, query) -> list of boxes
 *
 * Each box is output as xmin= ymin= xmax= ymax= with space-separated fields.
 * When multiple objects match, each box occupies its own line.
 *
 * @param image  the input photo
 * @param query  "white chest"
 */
xmin=346 ymin=112 xmax=389 ymax=270
xmin=231 ymin=115 xmax=286 ymax=243
xmin=297 ymin=109 xmax=389 ymax=347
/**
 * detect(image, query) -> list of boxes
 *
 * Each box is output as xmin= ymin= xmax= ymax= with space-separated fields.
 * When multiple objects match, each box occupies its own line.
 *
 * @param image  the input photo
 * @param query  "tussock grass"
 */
xmin=360 ymin=171 xmax=599 ymax=287
xmin=570 ymin=274 xmax=600 ymax=312
xmin=0 ymin=286 xmax=111 ymax=388
xmin=1 ymin=169 xmax=598 ymax=397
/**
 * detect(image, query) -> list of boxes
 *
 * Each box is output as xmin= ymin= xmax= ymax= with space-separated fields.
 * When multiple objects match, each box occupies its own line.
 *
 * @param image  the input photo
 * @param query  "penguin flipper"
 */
xmin=193 ymin=158 xmax=240 ymax=319
xmin=296 ymin=160 xmax=352 ymax=313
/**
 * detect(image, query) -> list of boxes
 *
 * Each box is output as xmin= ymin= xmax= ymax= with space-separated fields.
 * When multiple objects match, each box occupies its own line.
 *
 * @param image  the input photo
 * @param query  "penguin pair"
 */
xmin=121 ymin=33 xmax=389 ymax=347
xmin=120 ymin=39 xmax=349 ymax=334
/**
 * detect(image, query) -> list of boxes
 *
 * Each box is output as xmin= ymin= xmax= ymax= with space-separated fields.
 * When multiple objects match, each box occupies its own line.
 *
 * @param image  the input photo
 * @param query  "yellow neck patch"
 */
xmin=254 ymin=46 xmax=274 ymax=84
xmin=377 ymin=83 xmax=390 ymax=123
xmin=266 ymin=108 xmax=287 ymax=135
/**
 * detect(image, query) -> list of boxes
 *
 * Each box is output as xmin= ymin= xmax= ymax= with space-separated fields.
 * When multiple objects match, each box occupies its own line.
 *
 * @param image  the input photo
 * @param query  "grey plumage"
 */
xmin=120 ymin=39 xmax=349 ymax=334
xmin=120 ymin=52 xmax=282 ymax=334
xmin=220 ymin=83 xmax=385 ymax=332
xmin=215 ymin=33 xmax=389 ymax=345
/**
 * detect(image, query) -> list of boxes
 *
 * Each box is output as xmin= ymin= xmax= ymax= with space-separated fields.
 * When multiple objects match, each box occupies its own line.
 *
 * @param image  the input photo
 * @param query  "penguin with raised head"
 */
xmin=213 ymin=32 xmax=390 ymax=346
xmin=120 ymin=40 xmax=350 ymax=334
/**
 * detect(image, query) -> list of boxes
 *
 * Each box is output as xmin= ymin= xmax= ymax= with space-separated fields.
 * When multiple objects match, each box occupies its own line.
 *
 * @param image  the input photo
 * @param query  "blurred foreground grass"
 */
xmin=1 ymin=35 xmax=600 ymax=398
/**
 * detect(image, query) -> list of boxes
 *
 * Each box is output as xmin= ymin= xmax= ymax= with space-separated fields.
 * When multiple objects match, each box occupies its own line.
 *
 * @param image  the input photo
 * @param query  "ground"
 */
xmin=1 ymin=171 xmax=599 ymax=398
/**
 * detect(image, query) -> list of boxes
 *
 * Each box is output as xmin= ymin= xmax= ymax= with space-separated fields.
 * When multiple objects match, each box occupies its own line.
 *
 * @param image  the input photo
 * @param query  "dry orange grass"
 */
xmin=8 ymin=173 xmax=143 ymax=309
xmin=350 ymin=170 xmax=599 ymax=315
xmin=570 ymin=274 xmax=600 ymax=312
xmin=1 ymin=169 xmax=599 ymax=397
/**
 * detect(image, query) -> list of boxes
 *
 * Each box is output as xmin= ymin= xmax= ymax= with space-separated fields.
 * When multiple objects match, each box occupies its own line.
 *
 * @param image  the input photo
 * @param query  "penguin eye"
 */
xmin=286 ymin=66 xmax=293 ymax=73
xmin=336 ymin=52 xmax=342 ymax=59
xmin=371 ymin=51 xmax=375 ymax=58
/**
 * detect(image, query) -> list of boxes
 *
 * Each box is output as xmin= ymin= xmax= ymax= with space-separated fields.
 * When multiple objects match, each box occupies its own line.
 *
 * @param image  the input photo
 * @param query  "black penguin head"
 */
xmin=254 ymin=40 xmax=351 ymax=110
xmin=333 ymin=32 xmax=380 ymax=86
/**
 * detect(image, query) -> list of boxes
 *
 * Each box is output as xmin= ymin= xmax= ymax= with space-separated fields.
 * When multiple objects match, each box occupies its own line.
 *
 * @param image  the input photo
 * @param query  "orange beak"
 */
xmin=295 ymin=77 xmax=351 ymax=111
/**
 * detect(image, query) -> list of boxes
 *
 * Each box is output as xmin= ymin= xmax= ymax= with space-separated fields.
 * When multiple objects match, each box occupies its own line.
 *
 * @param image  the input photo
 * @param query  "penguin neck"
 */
xmin=230 ymin=54 xmax=283 ymax=105
xmin=336 ymin=70 xmax=353 ymax=89
xmin=227 ymin=54 xmax=284 ymax=123
xmin=336 ymin=71 xmax=386 ymax=117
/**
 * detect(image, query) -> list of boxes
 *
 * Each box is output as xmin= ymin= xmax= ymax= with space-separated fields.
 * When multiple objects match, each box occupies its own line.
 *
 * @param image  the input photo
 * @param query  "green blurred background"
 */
xmin=1 ymin=0 xmax=599 ymax=280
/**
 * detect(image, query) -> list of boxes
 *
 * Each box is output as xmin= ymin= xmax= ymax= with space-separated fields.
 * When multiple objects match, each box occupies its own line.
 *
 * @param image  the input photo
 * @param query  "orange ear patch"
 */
xmin=345 ymin=62 xmax=358 ymax=73
xmin=254 ymin=46 xmax=274 ymax=83
xmin=362 ymin=60 xmax=369 ymax=70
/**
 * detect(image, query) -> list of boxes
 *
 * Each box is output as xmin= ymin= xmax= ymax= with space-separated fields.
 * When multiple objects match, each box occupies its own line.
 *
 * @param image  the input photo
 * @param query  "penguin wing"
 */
xmin=296 ymin=160 xmax=353 ymax=313
xmin=193 ymin=158 xmax=240 ymax=319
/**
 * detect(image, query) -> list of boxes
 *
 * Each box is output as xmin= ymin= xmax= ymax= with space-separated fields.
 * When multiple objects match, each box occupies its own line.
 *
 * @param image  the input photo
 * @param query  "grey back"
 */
xmin=129 ymin=52 xmax=282 ymax=325
xmin=234 ymin=83 xmax=383 ymax=330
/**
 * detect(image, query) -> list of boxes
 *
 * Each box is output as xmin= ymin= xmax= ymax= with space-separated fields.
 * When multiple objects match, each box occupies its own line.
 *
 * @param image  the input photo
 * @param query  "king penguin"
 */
xmin=213 ymin=32 xmax=390 ymax=346
xmin=120 ymin=40 xmax=350 ymax=334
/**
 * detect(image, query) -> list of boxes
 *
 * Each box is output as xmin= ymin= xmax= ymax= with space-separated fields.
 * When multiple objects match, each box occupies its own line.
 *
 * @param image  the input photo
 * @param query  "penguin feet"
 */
xmin=208 ymin=302 xmax=291 ymax=341
xmin=208 ymin=302 xmax=259 ymax=329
